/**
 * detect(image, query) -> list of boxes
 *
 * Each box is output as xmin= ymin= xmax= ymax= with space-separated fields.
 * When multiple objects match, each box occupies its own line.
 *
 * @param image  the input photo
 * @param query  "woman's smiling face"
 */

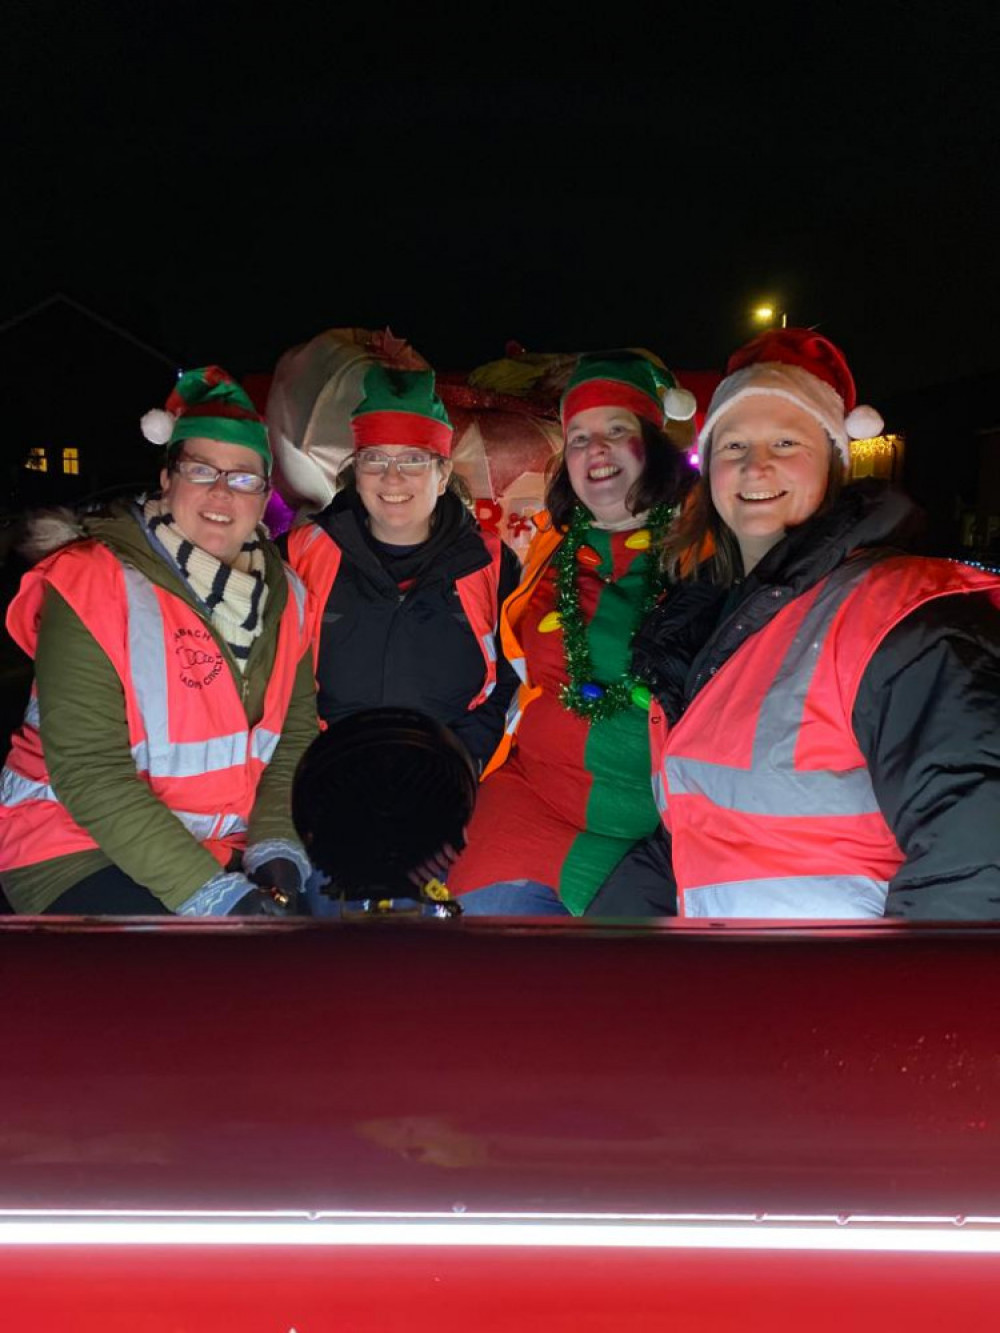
xmin=159 ymin=438 xmax=269 ymax=565
xmin=563 ymin=406 xmax=646 ymax=524
xmin=354 ymin=446 xmax=450 ymax=545
xmin=709 ymin=396 xmax=835 ymax=572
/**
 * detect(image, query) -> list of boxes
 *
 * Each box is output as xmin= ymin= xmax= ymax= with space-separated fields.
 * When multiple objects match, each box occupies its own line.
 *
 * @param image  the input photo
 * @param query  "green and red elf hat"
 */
xmin=560 ymin=351 xmax=697 ymax=431
xmin=141 ymin=366 xmax=272 ymax=469
xmin=350 ymin=365 xmax=454 ymax=457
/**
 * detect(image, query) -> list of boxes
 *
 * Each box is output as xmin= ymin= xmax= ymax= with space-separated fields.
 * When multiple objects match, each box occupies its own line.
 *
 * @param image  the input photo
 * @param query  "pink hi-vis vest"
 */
xmin=649 ymin=554 xmax=1000 ymax=920
xmin=0 ymin=540 xmax=309 ymax=872
xmin=286 ymin=521 xmax=503 ymax=706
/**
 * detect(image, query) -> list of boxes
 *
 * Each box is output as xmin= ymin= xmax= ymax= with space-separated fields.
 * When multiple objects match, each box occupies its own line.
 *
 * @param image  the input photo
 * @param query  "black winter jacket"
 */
xmin=589 ymin=483 xmax=1000 ymax=919
xmin=306 ymin=490 xmax=521 ymax=770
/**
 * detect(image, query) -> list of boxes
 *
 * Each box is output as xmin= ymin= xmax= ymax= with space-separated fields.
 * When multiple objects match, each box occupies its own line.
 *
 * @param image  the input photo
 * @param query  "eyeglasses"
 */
xmin=173 ymin=457 xmax=269 ymax=495
xmin=355 ymin=451 xmax=435 ymax=478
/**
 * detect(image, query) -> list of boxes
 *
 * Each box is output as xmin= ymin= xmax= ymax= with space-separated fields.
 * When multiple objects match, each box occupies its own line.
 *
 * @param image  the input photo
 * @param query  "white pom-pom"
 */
xmin=663 ymin=386 xmax=698 ymax=422
xmin=844 ymin=404 xmax=884 ymax=440
xmin=140 ymin=408 xmax=176 ymax=445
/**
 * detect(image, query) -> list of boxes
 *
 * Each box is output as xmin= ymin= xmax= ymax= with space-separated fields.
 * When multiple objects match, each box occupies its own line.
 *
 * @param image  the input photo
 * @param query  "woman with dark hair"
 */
xmin=0 ymin=368 xmax=317 ymax=916
xmin=447 ymin=351 xmax=697 ymax=915
xmin=589 ymin=328 xmax=1000 ymax=920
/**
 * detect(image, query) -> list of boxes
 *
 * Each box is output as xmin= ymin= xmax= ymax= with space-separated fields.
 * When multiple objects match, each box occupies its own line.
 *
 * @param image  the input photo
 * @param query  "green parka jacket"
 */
xmin=1 ymin=503 xmax=317 ymax=913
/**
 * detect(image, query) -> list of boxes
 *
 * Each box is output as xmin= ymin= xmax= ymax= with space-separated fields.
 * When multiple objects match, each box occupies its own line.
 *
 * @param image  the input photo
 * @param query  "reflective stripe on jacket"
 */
xmin=287 ymin=520 xmax=504 ymax=708
xmin=649 ymin=554 xmax=1000 ymax=919
xmin=0 ymin=540 xmax=308 ymax=872
xmin=481 ymin=513 xmax=562 ymax=778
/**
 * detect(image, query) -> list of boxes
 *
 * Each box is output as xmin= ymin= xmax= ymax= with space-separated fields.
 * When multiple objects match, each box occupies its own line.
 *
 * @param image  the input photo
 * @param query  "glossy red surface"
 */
xmin=1 ymin=918 xmax=999 ymax=1324
xmin=3 ymin=917 xmax=1000 ymax=1215
xmin=2 ymin=1248 xmax=1000 ymax=1331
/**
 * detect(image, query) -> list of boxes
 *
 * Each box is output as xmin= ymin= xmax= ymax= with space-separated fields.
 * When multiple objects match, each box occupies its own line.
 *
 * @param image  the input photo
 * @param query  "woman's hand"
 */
xmin=229 ymin=884 xmax=299 ymax=917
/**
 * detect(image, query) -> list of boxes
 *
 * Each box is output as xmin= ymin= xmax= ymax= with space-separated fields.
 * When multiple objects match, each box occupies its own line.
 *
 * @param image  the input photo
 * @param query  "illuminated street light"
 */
xmin=751 ymin=303 xmax=788 ymax=329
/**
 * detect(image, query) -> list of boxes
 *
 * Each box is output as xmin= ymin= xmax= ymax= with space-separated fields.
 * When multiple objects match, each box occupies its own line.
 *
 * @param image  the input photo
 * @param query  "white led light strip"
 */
xmin=0 ymin=1212 xmax=998 ymax=1253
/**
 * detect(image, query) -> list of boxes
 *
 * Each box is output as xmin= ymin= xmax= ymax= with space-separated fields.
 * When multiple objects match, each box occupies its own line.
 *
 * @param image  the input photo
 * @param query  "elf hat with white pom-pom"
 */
xmin=698 ymin=328 xmax=883 ymax=466
xmin=141 ymin=366 xmax=272 ymax=470
xmin=561 ymin=351 xmax=698 ymax=432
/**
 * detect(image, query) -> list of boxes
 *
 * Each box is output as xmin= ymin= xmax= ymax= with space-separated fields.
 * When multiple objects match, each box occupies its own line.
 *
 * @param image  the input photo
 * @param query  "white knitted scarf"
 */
xmin=143 ymin=498 xmax=269 ymax=672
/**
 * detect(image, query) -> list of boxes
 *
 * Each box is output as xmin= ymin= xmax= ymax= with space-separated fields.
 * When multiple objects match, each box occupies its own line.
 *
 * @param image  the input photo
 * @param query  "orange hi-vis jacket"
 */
xmin=0 ymin=540 xmax=309 ymax=873
xmin=287 ymin=520 xmax=504 ymax=704
xmin=649 ymin=553 xmax=1000 ymax=919
xmin=481 ymin=513 xmax=562 ymax=779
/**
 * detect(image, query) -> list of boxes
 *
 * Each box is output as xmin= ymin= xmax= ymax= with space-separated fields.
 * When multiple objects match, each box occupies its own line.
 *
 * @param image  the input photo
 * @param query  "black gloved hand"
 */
xmin=249 ymin=856 xmax=302 ymax=895
xmin=229 ymin=884 xmax=298 ymax=917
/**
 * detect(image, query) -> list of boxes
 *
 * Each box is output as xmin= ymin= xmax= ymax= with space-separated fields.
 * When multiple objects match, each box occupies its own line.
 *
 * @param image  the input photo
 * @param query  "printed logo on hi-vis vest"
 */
xmin=174 ymin=626 xmax=223 ymax=689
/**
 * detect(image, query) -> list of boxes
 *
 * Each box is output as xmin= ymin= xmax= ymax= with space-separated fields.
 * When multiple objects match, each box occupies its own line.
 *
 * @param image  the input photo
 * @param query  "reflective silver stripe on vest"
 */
xmin=503 ymin=695 xmax=522 ymax=736
xmin=0 ymin=767 xmax=58 ymax=807
xmin=173 ymin=810 xmax=249 ymax=840
xmin=685 ymin=876 xmax=888 ymax=920
xmin=251 ymin=729 xmax=280 ymax=765
xmin=666 ymin=555 xmax=884 ymax=817
xmin=123 ymin=566 xmax=251 ymax=778
xmin=509 ymin=654 xmax=527 ymax=685
xmin=480 ymin=633 xmax=497 ymax=697
xmin=285 ymin=567 xmax=307 ymax=632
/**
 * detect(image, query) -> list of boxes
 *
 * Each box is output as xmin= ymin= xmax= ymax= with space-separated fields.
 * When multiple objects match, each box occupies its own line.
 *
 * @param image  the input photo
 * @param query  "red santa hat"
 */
xmin=699 ymin=329 xmax=883 ymax=465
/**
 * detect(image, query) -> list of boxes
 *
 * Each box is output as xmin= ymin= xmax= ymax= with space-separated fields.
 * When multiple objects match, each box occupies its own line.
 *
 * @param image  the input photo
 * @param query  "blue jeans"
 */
xmin=457 ymin=879 xmax=571 ymax=916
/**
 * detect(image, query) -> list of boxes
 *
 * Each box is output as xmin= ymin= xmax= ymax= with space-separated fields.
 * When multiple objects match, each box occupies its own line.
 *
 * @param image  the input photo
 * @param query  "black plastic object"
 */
xmin=292 ymin=708 xmax=478 ymax=900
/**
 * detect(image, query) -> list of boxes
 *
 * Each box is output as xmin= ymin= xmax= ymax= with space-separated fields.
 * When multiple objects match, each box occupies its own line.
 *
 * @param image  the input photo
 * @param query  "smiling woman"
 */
xmin=447 ymin=351 xmax=698 ymax=915
xmin=589 ymin=329 xmax=1000 ymax=921
xmin=285 ymin=366 xmax=521 ymax=912
xmin=709 ymin=396 xmax=842 ymax=573
xmin=160 ymin=443 xmax=270 ymax=565
xmin=0 ymin=368 xmax=318 ymax=917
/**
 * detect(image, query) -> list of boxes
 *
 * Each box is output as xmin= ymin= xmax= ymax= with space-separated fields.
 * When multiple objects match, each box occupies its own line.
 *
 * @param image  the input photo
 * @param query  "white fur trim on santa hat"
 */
xmin=699 ymin=363 xmax=853 ymax=465
xmin=844 ymin=404 xmax=884 ymax=440
xmin=141 ymin=408 xmax=176 ymax=446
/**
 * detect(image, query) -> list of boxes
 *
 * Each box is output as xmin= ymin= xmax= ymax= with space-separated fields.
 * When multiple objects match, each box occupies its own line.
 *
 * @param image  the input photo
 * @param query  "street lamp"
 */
xmin=751 ymin=304 xmax=787 ymax=329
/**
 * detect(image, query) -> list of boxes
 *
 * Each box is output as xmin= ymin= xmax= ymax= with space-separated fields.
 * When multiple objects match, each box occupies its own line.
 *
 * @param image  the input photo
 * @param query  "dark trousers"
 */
xmin=42 ymin=865 xmax=172 ymax=916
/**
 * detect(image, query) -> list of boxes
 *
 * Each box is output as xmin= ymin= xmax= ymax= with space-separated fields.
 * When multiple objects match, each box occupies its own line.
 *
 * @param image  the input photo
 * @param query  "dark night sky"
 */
xmin=4 ymin=0 xmax=999 ymax=399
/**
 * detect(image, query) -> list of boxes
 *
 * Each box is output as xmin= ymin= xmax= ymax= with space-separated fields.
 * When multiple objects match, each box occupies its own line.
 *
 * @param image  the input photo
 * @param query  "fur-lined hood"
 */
xmin=16 ymin=506 xmax=91 ymax=565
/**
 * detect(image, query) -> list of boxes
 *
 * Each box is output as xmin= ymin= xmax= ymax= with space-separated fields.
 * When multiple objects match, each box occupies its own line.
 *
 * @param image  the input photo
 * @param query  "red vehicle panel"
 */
xmin=1 ymin=917 xmax=998 ymax=1327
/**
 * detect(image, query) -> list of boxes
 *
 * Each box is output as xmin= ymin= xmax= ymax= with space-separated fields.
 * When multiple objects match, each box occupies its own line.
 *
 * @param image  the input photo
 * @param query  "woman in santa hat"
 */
xmin=589 ymin=329 xmax=1000 ymax=919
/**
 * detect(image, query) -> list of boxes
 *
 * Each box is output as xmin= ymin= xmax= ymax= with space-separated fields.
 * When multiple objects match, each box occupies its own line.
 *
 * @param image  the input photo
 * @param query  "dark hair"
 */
xmin=545 ymin=418 xmax=691 ymax=531
xmin=291 ymin=708 xmax=478 ymax=899
xmin=662 ymin=434 xmax=846 ymax=585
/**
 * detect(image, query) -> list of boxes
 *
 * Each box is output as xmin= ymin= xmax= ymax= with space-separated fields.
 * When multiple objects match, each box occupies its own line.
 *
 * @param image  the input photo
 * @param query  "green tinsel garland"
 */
xmin=555 ymin=503 xmax=673 ymax=721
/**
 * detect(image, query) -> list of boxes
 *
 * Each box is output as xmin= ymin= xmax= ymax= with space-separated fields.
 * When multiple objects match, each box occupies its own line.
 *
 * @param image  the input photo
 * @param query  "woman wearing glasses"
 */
xmin=286 ymin=366 xmax=520 ymax=901
xmin=0 ymin=367 xmax=317 ymax=916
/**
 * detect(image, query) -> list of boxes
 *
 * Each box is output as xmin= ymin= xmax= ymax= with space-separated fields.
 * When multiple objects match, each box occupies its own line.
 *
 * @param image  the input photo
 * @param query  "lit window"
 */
xmin=63 ymin=447 xmax=80 ymax=476
xmin=25 ymin=447 xmax=47 ymax=473
xmin=849 ymin=433 xmax=903 ymax=482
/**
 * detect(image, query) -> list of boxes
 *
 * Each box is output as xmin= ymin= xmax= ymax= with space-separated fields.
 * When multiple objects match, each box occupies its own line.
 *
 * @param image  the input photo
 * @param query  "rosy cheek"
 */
xmin=624 ymin=436 xmax=644 ymax=462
